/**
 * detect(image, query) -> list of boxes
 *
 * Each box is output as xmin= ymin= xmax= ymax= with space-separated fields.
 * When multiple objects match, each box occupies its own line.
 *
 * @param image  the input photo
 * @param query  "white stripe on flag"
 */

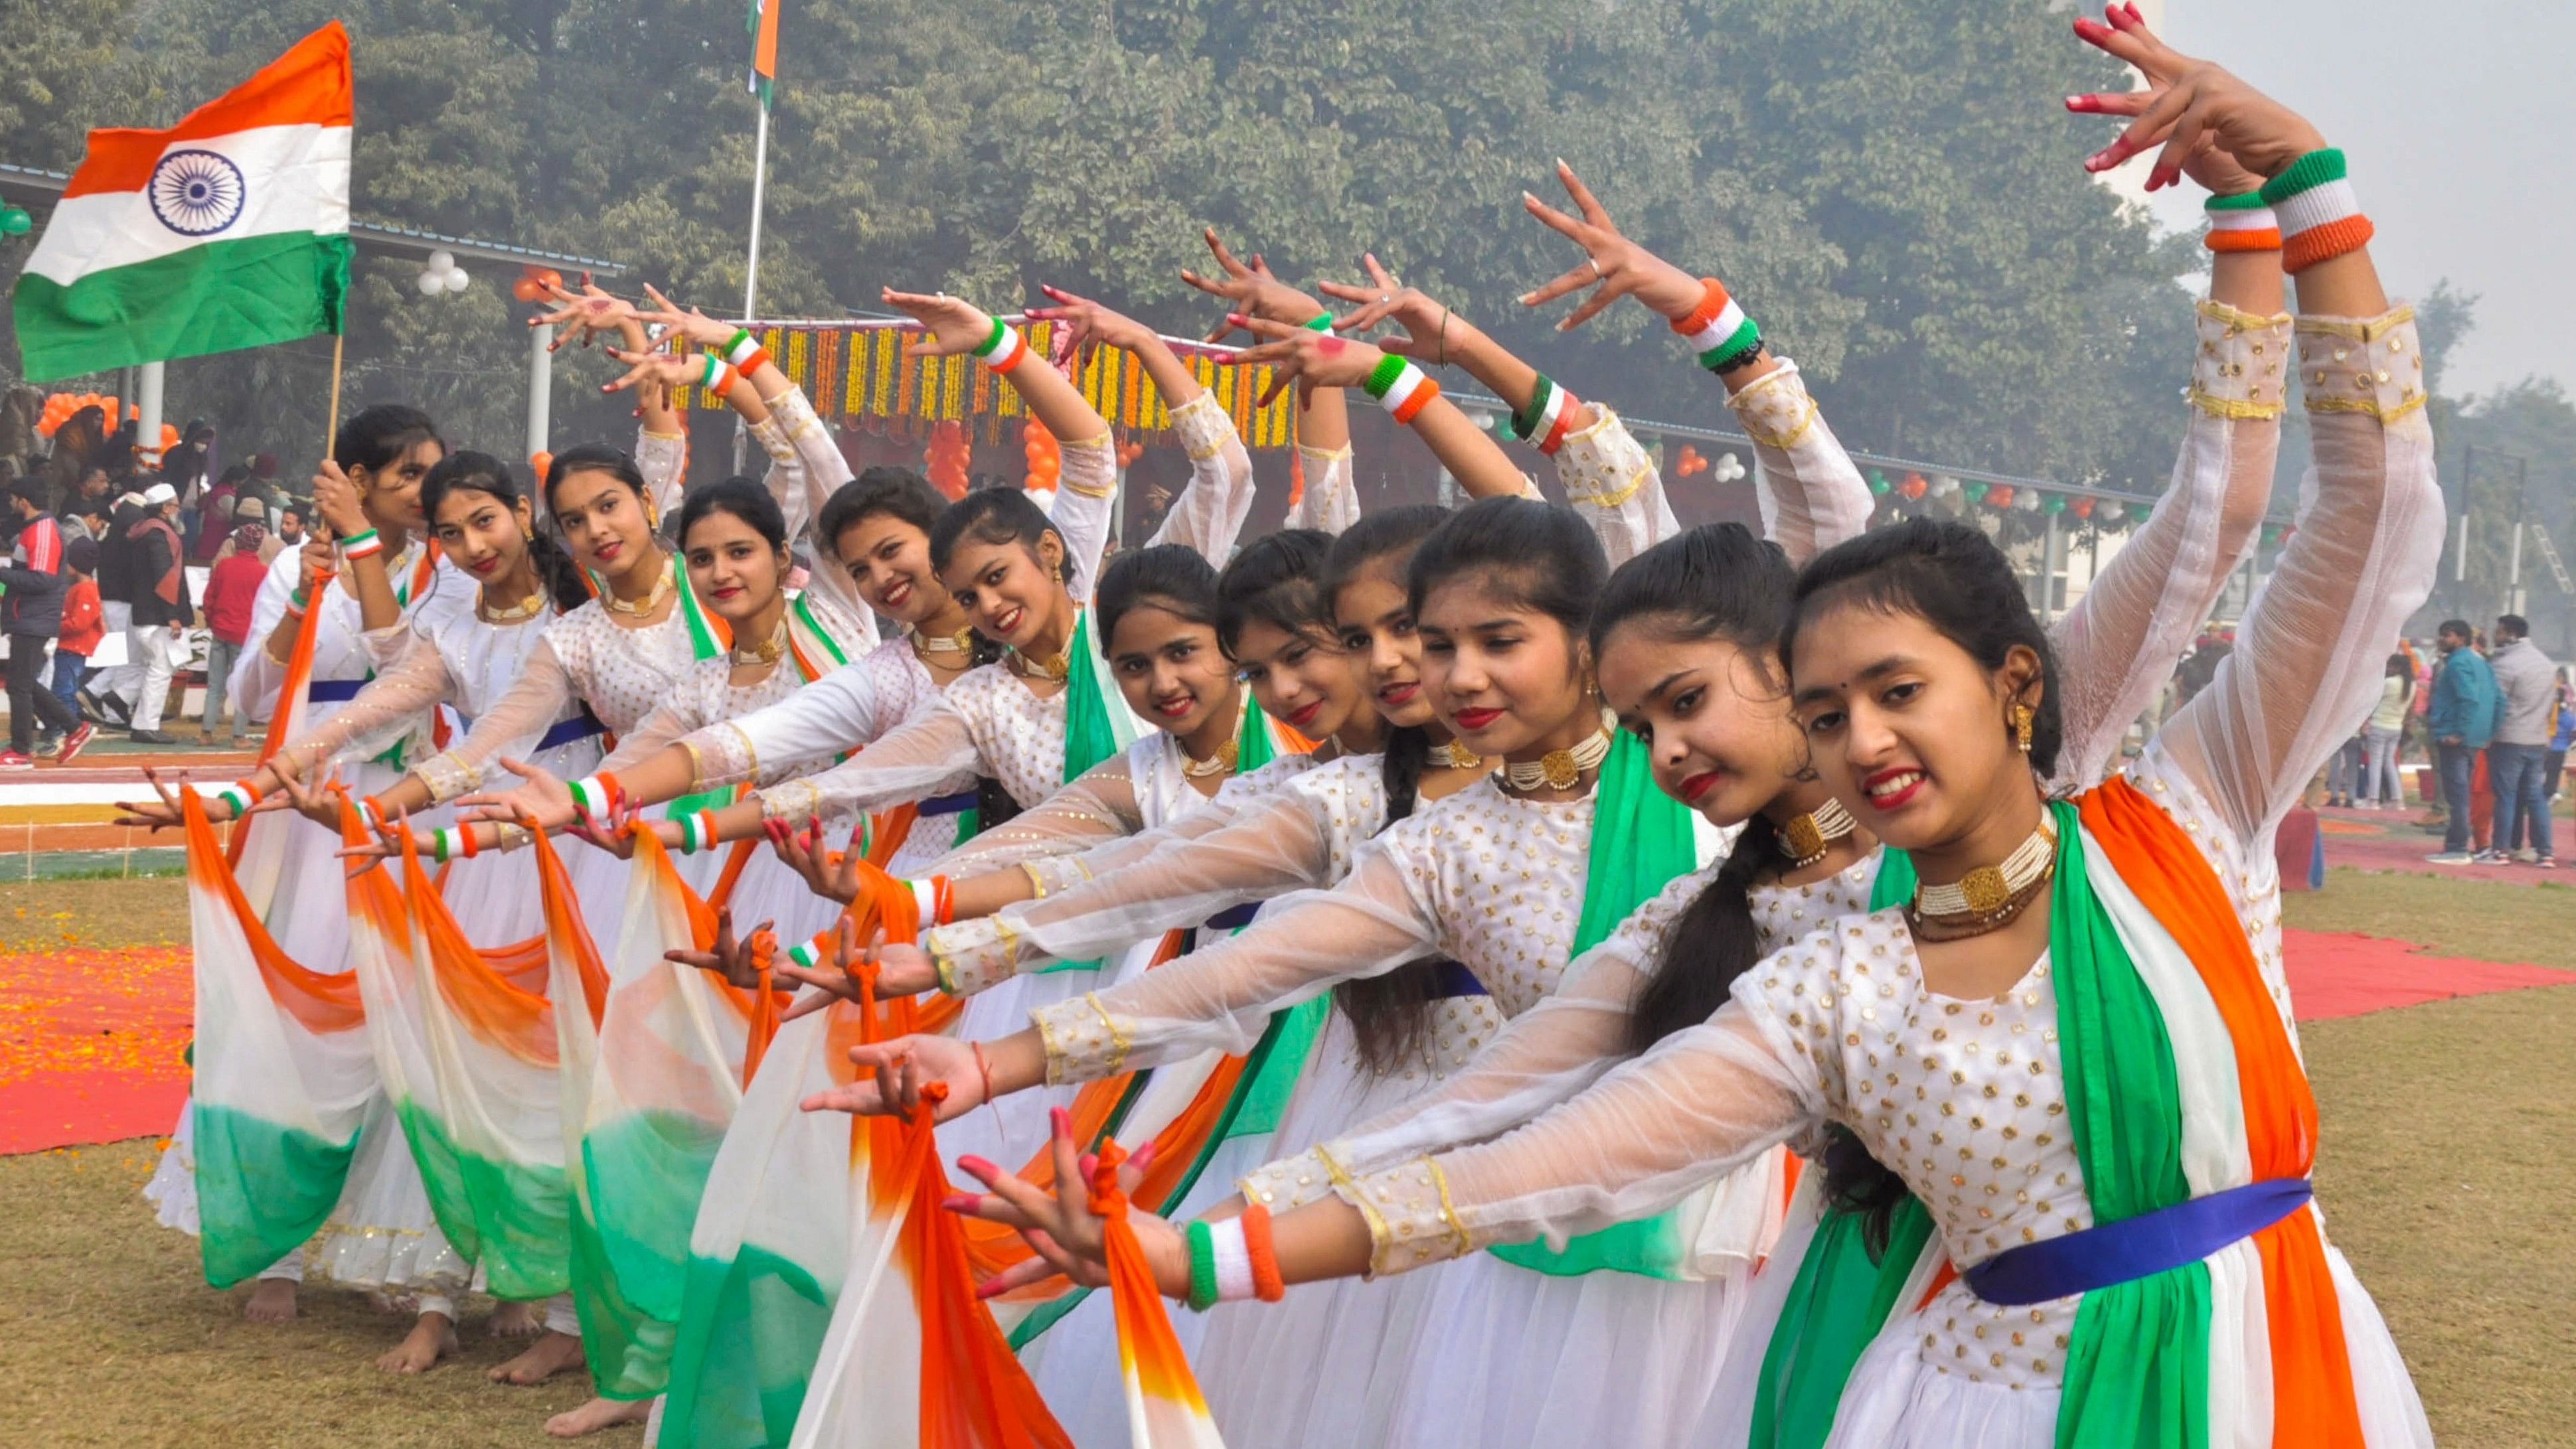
xmin=24 ymin=123 xmax=351 ymax=285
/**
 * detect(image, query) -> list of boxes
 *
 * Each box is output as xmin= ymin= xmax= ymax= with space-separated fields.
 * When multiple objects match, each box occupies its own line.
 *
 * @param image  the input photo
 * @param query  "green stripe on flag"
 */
xmin=12 ymin=232 xmax=349 ymax=383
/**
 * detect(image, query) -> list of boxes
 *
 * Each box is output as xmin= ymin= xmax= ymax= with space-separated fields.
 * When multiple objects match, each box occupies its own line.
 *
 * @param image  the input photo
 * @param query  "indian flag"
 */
xmin=11 ymin=22 xmax=351 ymax=382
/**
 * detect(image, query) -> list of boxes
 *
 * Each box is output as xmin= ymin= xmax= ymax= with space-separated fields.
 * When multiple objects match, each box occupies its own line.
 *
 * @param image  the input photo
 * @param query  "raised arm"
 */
xmin=1224 ymin=319 xmax=1527 ymax=502
xmin=1182 ymin=232 xmax=1361 ymax=534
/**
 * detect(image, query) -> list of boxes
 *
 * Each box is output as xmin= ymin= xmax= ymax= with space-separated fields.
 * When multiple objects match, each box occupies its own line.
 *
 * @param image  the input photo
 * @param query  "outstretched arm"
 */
xmin=1226 ymin=318 xmax=1528 ymax=502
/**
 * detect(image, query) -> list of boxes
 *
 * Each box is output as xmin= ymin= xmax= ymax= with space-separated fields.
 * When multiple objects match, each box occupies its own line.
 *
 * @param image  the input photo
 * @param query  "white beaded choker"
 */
xmin=1779 ymin=797 xmax=1858 ymax=868
xmin=1914 ymin=816 xmax=2057 ymax=921
xmin=1500 ymin=718 xmax=1613 ymax=793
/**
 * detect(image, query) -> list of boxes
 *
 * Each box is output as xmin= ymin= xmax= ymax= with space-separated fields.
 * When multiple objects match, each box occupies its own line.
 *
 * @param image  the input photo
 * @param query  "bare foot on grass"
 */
xmin=242 ymin=1277 xmax=298 ymax=1324
xmin=373 ymin=1311 xmax=458 ymax=1374
xmin=489 ymin=1329 xmax=585 ymax=1385
xmin=489 ymin=1299 xmax=545 ymax=1339
xmin=544 ymin=1395 xmax=651 ymax=1438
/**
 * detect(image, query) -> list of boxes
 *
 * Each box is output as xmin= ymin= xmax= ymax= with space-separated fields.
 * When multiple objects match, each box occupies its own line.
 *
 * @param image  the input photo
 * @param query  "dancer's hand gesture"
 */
xmin=1183 ymin=230 xmax=1328 ymax=342
xmin=1223 ymin=316 xmax=1394 ymax=407
xmin=632 ymin=284 xmax=740 ymax=350
xmin=112 ymin=764 xmax=194 ymax=830
xmin=773 ymin=919 xmax=940 ymax=1022
xmin=880 ymin=289 xmax=1007 ymax=360
xmin=1518 ymin=160 xmax=1705 ymax=328
xmin=309 ymin=460 xmax=370 ymax=539
xmin=531 ymin=283 xmax=640 ymax=352
xmin=665 ymin=907 xmax=783 ymax=992
xmin=566 ymin=795 xmax=645 ymax=860
xmin=807 ymin=1025 xmax=986 ymax=1121
xmin=1321 ymin=255 xmax=1477 ymax=366
xmin=946 ymin=1111 xmax=1181 ymax=1298
xmin=1026 ymin=286 xmax=1161 ymax=368
xmin=458 ymin=757 xmax=578 ymax=833
xmin=766 ymin=815 xmax=863 ymax=905
xmin=2065 ymin=3 xmax=2324 ymax=189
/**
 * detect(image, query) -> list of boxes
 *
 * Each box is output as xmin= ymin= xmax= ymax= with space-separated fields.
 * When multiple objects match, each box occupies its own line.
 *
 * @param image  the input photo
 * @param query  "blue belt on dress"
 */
xmin=534 ymin=709 xmax=605 ymax=753
xmin=1427 ymin=959 xmax=1487 ymax=999
xmin=918 ymin=790 xmax=977 ymax=817
xmin=1961 ymin=1176 xmax=2312 ymax=1307
xmin=307 ymin=678 xmax=363 ymax=702
xmin=1202 ymin=902 xmax=1259 ymax=931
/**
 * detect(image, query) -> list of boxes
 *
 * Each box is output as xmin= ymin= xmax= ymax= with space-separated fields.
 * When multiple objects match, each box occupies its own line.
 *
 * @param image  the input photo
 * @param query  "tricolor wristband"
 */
xmin=698 ymin=354 xmax=741 ymax=395
xmin=432 ymin=826 xmax=479 ymax=864
xmin=787 ymin=930 xmax=829 ymax=972
xmin=2203 ymin=192 xmax=2281 ymax=254
xmin=340 ymin=528 xmax=382 ymax=562
xmin=212 ymin=782 xmax=260 ymax=816
xmin=974 ymin=317 xmax=1029 ymax=373
xmin=2259 ymin=148 xmax=2372 ymax=273
xmin=1674 ymin=277 xmax=1760 ymax=371
xmin=1362 ymin=354 xmax=1439 ymax=424
xmin=736 ymin=347 xmax=770 ymax=378
xmin=1512 ymin=375 xmax=1578 ymax=456
xmin=724 ymin=330 xmax=761 ymax=367
xmin=567 ymin=773 xmax=619 ymax=818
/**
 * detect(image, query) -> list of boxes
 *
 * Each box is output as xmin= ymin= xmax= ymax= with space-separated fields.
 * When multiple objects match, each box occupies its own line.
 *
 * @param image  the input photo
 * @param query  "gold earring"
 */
xmin=2010 ymin=702 xmax=2035 ymax=755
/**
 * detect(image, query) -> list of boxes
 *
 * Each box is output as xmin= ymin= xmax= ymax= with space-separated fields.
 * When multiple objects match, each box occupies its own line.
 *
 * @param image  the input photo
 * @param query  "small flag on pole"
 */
xmin=10 ymin=22 xmax=353 ymax=383
xmin=748 ymin=0 xmax=781 ymax=109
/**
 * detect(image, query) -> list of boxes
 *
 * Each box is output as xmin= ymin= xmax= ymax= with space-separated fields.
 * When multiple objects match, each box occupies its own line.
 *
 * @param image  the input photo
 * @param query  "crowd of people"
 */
xmin=107 ymin=13 xmax=2446 ymax=1447
xmin=0 ymin=386 xmax=314 ymax=760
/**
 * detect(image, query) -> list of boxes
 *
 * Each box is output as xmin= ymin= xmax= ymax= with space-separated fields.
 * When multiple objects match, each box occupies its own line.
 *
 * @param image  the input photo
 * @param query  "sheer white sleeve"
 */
xmin=1337 ymin=947 xmax=1824 ymax=1276
xmin=1146 ymin=392 xmax=1257 ymax=564
xmin=601 ymin=696 xmax=704 ymax=777
xmin=635 ymin=423 xmax=688 ymax=517
xmin=754 ymin=697 xmax=986 ymax=824
xmin=924 ymin=753 xmax=1142 ymax=877
xmin=751 ymin=383 xmax=880 ymax=637
xmin=1045 ymin=429 xmax=1121 ymax=605
xmin=1550 ymin=406 xmax=1680 ymax=568
xmin=1285 ymin=441 xmax=1360 ymax=535
xmin=404 ymin=637 xmax=579 ymax=802
xmin=1241 ymin=864 xmax=1710 ymax=1211
xmin=2048 ymin=300 xmax=2291 ymax=793
xmin=2150 ymin=305 xmax=2443 ymax=843
xmin=278 ymin=633 xmax=454 ymax=774
xmin=1728 ymin=361 xmax=1874 ymax=568
xmin=926 ymin=760 xmax=1373 ymax=996
xmin=681 ymin=658 xmax=897 ymax=792
xmin=1026 ymin=830 xmax=1445 ymax=1083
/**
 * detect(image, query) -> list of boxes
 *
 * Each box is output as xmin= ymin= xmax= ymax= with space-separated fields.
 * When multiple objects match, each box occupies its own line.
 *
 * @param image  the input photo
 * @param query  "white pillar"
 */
xmin=137 ymin=360 xmax=165 ymax=470
xmin=526 ymin=321 xmax=554 ymax=462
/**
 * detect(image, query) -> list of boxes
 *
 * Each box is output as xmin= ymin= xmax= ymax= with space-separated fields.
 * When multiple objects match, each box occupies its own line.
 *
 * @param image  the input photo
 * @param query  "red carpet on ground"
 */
xmin=0 ymin=942 xmax=191 ymax=1154
xmin=2280 ymin=928 xmax=2570 ymax=1021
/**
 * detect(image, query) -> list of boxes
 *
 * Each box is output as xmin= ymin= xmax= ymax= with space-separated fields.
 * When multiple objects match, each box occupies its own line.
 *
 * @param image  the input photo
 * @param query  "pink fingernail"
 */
xmin=1226 ymin=313 xmax=1249 ymax=327
xmin=958 ymin=1155 xmax=997 ymax=1179
xmin=1050 ymin=1106 xmax=1073 ymax=1136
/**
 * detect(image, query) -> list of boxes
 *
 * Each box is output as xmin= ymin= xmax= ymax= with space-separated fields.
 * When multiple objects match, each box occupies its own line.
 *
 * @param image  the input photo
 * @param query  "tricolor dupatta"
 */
xmin=1091 ymin=1140 xmax=1228 ymax=1449
xmin=1061 ymin=607 xmax=1145 ymax=784
xmin=180 ymin=785 xmax=372 ymax=1287
xmin=786 ymin=883 xmax=1074 ymax=1449
xmin=666 ymin=554 xmax=741 ymax=820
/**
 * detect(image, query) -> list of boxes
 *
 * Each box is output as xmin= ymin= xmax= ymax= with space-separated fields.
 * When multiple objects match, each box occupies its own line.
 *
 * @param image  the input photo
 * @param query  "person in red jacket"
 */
xmin=0 ymin=480 xmax=88 ymax=766
xmin=50 ymin=536 xmax=102 ymax=761
xmin=199 ymin=521 xmax=268 ymax=747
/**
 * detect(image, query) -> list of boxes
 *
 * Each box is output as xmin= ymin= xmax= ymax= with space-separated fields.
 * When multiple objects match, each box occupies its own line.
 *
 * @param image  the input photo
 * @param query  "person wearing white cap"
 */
xmin=123 ymin=481 xmax=191 ymax=743
xmin=89 ymin=490 xmax=150 ymax=721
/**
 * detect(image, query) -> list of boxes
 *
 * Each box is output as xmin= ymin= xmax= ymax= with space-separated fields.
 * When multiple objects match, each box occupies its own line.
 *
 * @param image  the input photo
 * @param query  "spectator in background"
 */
xmin=2428 ymin=617 xmax=2503 ymax=864
xmin=189 ymin=463 xmax=246 ymax=562
xmin=2362 ymin=651 xmax=2413 ymax=808
xmin=2484 ymin=612 xmax=2557 ymax=867
xmin=122 ymin=482 xmax=190 ymax=745
xmin=2547 ymin=667 xmax=2574 ymax=804
xmin=199 ymin=520 xmax=267 ymax=747
xmin=88 ymin=489 xmax=145 ymax=725
xmin=52 ymin=538 xmax=101 ymax=735
xmin=212 ymin=496 xmax=281 ymax=562
xmin=0 ymin=479 xmax=92 ymax=765
xmin=273 ymin=501 xmax=306 ymax=554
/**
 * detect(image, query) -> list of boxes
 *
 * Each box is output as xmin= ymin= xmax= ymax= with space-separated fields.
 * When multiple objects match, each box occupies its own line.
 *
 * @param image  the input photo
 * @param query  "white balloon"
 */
xmin=418 ymin=269 xmax=445 ymax=296
xmin=1930 ymin=473 xmax=1960 ymax=497
xmin=1712 ymin=453 xmax=1747 ymax=483
xmin=2016 ymin=489 xmax=2042 ymax=512
xmin=445 ymin=267 xmax=469 ymax=293
xmin=427 ymin=249 xmax=455 ymax=273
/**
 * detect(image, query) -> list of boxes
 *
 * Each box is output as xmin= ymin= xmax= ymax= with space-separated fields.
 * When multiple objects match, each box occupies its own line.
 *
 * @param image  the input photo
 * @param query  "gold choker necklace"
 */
xmin=602 ymin=566 xmax=673 ymax=617
xmin=915 ymin=623 xmax=975 ymax=654
xmin=1778 ymin=797 xmax=1858 ymax=870
xmin=730 ymin=618 xmax=787 ymax=667
xmin=1499 ymin=718 xmax=1613 ymax=794
xmin=1182 ymin=738 xmax=1239 ymax=778
xmin=478 ymin=587 xmax=547 ymax=625
xmin=1008 ymin=646 xmax=1069 ymax=682
xmin=1431 ymin=739 xmax=1487 ymax=771
xmin=1908 ymin=817 xmax=2057 ymax=940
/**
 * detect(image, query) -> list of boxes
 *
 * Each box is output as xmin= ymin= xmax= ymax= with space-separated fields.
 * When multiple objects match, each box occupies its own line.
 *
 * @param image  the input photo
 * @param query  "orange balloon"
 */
xmin=536 ymin=268 xmax=563 ymax=293
xmin=530 ymin=450 xmax=554 ymax=481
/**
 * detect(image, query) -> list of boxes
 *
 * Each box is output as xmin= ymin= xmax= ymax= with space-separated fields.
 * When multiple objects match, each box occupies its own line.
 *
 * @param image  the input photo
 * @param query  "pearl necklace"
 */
xmin=477 ymin=587 xmax=547 ymax=625
xmin=730 ymin=617 xmax=788 ymax=667
xmin=1498 ymin=719 xmax=1613 ymax=794
xmin=1909 ymin=816 xmax=2057 ymax=935
xmin=1182 ymin=738 xmax=1239 ymax=778
xmin=602 ymin=565 xmax=673 ymax=617
xmin=1778 ymin=797 xmax=1858 ymax=869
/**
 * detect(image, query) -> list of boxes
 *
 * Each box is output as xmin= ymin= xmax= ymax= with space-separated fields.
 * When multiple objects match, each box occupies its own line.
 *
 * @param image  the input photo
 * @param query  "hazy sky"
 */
xmin=2114 ymin=1 xmax=2567 ymax=401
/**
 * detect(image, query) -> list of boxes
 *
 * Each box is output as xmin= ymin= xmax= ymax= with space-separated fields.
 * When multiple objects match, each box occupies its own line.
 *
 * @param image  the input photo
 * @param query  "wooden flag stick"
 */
xmin=323 ymin=329 xmax=346 ymax=463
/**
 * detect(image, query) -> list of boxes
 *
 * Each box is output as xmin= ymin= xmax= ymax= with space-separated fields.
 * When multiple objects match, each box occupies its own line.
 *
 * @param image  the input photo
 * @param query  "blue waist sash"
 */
xmin=1428 ymin=959 xmax=1487 ymax=999
xmin=534 ymin=709 xmax=605 ymax=753
xmin=918 ymin=790 xmax=977 ymax=817
xmin=307 ymin=678 xmax=363 ymax=702
xmin=1962 ymin=1177 xmax=2312 ymax=1307
xmin=1204 ymin=903 xmax=1259 ymax=932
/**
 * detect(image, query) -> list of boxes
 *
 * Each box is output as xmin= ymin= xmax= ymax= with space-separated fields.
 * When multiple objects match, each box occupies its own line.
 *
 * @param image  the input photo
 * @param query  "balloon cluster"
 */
xmin=1674 ymin=444 xmax=1707 ymax=477
xmin=511 ymin=264 xmax=566 ymax=303
xmin=37 ymin=392 xmax=136 ymax=437
xmin=925 ymin=420 xmax=971 ymax=500
xmin=1115 ymin=437 xmax=1146 ymax=470
xmin=530 ymin=450 xmax=554 ymax=483
xmin=1022 ymin=419 xmax=1060 ymax=492
xmin=0 ymin=206 xmax=32 ymax=236
xmin=416 ymin=249 xmax=471 ymax=297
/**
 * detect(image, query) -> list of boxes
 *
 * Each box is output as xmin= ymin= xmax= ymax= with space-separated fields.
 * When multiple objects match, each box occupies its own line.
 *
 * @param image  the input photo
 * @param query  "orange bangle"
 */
xmin=1241 ymin=1202 xmax=1285 ymax=1302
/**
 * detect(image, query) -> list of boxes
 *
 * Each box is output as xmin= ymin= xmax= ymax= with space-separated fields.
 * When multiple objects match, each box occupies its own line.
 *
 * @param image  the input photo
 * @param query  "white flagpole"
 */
xmin=732 ymin=100 xmax=772 ymax=473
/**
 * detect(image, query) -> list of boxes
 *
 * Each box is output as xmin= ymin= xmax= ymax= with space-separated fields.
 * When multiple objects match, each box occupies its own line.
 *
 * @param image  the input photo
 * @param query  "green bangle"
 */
xmin=1184 ymin=1219 xmax=1219 ymax=1312
xmin=972 ymin=315 xmax=1011 ymax=359
xmin=1512 ymin=374 xmax=1556 ymax=440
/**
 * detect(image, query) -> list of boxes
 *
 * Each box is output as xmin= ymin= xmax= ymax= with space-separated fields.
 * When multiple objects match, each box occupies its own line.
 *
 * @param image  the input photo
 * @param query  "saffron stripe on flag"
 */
xmin=59 ymin=23 xmax=350 ymax=197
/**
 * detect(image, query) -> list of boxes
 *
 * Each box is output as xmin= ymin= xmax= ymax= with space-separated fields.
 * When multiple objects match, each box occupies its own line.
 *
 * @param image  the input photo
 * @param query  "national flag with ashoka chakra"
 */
xmin=11 ymin=22 xmax=351 ymax=382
